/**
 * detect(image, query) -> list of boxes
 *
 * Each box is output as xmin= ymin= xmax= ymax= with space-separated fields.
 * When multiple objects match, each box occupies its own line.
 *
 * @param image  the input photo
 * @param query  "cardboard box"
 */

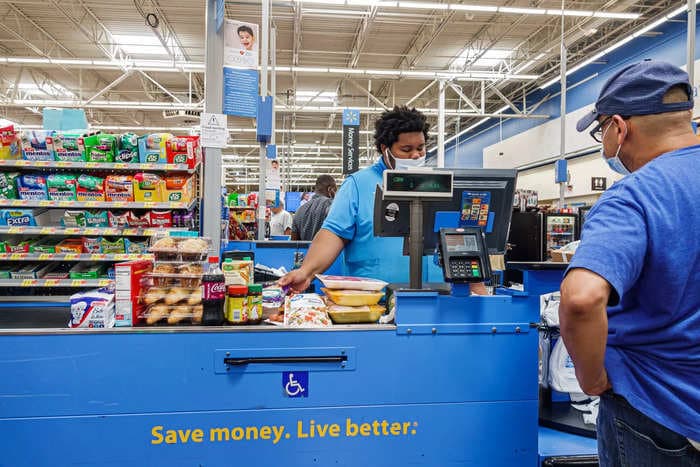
xmin=137 ymin=133 xmax=172 ymax=164
xmin=114 ymin=259 xmax=153 ymax=326
xmin=166 ymin=136 xmax=200 ymax=168
xmin=164 ymin=174 xmax=195 ymax=203
xmin=17 ymin=174 xmax=48 ymax=200
xmin=105 ymin=175 xmax=134 ymax=202
xmin=20 ymin=130 xmax=54 ymax=161
xmin=549 ymin=249 xmax=573 ymax=263
xmin=53 ymin=133 xmax=87 ymax=162
xmin=76 ymin=175 xmax=106 ymax=202
xmin=133 ymin=173 xmax=166 ymax=203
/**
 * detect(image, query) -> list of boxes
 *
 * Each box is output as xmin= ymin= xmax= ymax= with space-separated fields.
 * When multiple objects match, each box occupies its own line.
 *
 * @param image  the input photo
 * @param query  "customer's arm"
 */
xmin=278 ymin=229 xmax=346 ymax=292
xmin=559 ymin=268 xmax=612 ymax=395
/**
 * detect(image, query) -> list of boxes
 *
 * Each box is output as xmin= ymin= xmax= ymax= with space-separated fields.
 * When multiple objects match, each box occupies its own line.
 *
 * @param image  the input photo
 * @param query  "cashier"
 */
xmin=280 ymin=106 xmax=488 ymax=294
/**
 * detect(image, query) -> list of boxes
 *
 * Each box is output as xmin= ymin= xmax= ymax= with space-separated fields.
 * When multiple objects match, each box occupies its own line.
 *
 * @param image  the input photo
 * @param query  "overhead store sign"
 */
xmin=342 ymin=109 xmax=360 ymax=175
xmin=222 ymin=19 xmax=259 ymax=118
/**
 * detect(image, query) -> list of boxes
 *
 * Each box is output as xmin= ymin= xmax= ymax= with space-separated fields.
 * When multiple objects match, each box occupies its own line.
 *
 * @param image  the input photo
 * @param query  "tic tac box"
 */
xmin=166 ymin=136 xmax=200 ymax=168
xmin=138 ymin=133 xmax=172 ymax=164
xmin=133 ymin=173 xmax=166 ymax=203
xmin=20 ymin=130 xmax=54 ymax=161
xmin=114 ymin=259 xmax=153 ymax=326
xmin=53 ymin=133 xmax=87 ymax=162
xmin=164 ymin=174 xmax=195 ymax=203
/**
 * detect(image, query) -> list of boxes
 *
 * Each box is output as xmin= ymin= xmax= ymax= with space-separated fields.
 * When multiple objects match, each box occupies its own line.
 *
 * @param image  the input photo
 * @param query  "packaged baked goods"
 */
xmin=326 ymin=302 xmax=386 ymax=324
xmin=321 ymin=288 xmax=383 ymax=306
xmin=316 ymin=274 xmax=388 ymax=291
xmin=177 ymin=237 xmax=209 ymax=261
xmin=149 ymin=235 xmax=211 ymax=261
xmin=284 ymin=293 xmax=331 ymax=328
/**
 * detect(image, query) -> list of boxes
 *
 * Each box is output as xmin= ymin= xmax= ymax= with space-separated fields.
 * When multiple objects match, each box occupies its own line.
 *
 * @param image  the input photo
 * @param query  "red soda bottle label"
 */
xmin=202 ymin=281 xmax=226 ymax=300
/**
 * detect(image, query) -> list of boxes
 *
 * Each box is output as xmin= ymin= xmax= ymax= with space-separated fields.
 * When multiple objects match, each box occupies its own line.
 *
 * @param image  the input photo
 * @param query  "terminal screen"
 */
xmin=445 ymin=234 xmax=478 ymax=252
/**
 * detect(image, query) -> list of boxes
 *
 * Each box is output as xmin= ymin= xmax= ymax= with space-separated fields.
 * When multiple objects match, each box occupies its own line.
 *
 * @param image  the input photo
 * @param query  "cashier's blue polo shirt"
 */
xmin=321 ymin=157 xmax=409 ymax=283
xmin=567 ymin=145 xmax=700 ymax=440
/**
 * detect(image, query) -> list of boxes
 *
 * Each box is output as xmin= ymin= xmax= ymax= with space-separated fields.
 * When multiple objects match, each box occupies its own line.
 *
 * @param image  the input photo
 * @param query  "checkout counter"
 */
xmin=0 ymin=169 xmax=595 ymax=466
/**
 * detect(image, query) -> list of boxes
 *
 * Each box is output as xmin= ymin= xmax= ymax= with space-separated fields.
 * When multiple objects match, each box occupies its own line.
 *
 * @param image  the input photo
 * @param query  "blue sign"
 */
xmin=215 ymin=0 xmax=224 ymax=32
xmin=342 ymin=108 xmax=360 ymax=126
xmin=266 ymin=144 xmax=277 ymax=160
xmin=282 ymin=371 xmax=308 ymax=398
xmin=223 ymin=68 xmax=259 ymax=118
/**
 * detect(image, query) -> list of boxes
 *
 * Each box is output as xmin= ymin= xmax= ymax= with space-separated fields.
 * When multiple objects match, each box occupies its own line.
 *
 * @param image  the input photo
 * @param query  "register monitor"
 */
xmin=374 ymin=168 xmax=517 ymax=255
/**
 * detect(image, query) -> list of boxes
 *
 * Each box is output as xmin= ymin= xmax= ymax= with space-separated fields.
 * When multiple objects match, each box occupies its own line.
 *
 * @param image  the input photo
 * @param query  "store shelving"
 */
xmin=0 ymin=199 xmax=198 ymax=210
xmin=0 ymin=226 xmax=188 ymax=236
xmin=0 ymin=160 xmax=199 ymax=173
xmin=0 ymin=253 xmax=153 ymax=262
xmin=0 ymin=278 xmax=113 ymax=288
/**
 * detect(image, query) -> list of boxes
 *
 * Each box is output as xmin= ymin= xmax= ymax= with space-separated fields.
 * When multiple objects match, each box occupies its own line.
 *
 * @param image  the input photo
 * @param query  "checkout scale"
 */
xmin=0 ymin=168 xmax=546 ymax=467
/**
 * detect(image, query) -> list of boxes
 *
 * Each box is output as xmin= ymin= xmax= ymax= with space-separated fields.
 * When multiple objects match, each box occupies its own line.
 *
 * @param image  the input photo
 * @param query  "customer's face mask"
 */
xmin=600 ymin=119 xmax=630 ymax=176
xmin=384 ymin=148 xmax=426 ymax=170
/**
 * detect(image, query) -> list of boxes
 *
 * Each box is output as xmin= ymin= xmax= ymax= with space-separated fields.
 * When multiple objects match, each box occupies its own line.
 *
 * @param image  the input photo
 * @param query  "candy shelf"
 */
xmin=0 ymin=279 xmax=113 ymax=288
xmin=0 ymin=160 xmax=199 ymax=173
xmin=1 ymin=199 xmax=198 ymax=210
xmin=0 ymin=253 xmax=153 ymax=262
xmin=0 ymin=226 xmax=189 ymax=236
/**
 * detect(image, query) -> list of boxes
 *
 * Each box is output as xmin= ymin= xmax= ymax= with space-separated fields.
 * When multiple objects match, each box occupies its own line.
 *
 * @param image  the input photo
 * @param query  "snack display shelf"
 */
xmin=0 ymin=278 xmax=112 ymax=288
xmin=0 ymin=253 xmax=153 ymax=262
xmin=0 ymin=226 xmax=190 ymax=236
xmin=1 ymin=199 xmax=198 ymax=210
xmin=0 ymin=160 xmax=200 ymax=173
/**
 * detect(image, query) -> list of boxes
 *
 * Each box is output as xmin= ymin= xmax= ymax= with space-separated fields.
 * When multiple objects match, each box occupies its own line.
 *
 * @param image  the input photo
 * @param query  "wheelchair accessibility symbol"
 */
xmin=283 ymin=371 xmax=308 ymax=398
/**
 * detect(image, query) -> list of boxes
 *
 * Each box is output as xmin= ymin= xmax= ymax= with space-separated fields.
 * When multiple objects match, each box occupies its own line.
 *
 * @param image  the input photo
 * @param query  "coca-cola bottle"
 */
xmin=201 ymin=256 xmax=225 ymax=325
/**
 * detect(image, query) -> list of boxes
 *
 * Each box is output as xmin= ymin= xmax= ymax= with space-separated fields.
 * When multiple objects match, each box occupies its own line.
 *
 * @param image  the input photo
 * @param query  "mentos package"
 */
xmin=68 ymin=289 xmax=115 ymax=328
xmin=84 ymin=134 xmax=117 ymax=162
xmin=0 ymin=172 xmax=19 ymax=199
xmin=85 ymin=210 xmax=109 ymax=227
xmin=20 ymin=130 xmax=54 ymax=161
xmin=47 ymin=174 xmax=78 ymax=201
xmin=133 ymin=173 xmax=166 ymax=202
xmin=76 ymin=175 xmax=105 ymax=202
xmin=166 ymin=135 xmax=200 ymax=168
xmin=116 ymin=133 xmax=139 ymax=163
xmin=17 ymin=174 xmax=48 ymax=200
xmin=0 ymin=125 xmax=21 ymax=160
xmin=105 ymin=175 xmax=134 ymax=202
xmin=137 ymin=133 xmax=172 ymax=164
xmin=53 ymin=133 xmax=87 ymax=162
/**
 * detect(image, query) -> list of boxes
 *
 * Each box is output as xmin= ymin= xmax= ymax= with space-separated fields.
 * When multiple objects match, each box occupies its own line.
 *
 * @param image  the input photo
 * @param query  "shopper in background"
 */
xmin=268 ymin=201 xmax=293 ymax=237
xmin=291 ymin=175 xmax=337 ymax=241
xmin=279 ymin=106 xmax=489 ymax=294
xmin=559 ymin=60 xmax=700 ymax=466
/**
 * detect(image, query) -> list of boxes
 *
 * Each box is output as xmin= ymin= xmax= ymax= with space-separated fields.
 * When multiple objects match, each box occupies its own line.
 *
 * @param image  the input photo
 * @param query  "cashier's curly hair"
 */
xmin=374 ymin=106 xmax=430 ymax=153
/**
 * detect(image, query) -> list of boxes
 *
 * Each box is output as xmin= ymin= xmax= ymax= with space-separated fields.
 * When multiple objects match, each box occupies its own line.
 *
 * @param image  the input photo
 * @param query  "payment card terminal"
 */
xmin=438 ymin=227 xmax=492 ymax=283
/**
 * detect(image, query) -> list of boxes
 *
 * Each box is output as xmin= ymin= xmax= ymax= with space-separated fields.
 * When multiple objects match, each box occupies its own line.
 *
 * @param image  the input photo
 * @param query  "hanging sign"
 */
xmin=223 ymin=19 xmax=259 ymax=118
xmin=200 ymin=113 xmax=228 ymax=148
xmin=342 ymin=109 xmax=360 ymax=175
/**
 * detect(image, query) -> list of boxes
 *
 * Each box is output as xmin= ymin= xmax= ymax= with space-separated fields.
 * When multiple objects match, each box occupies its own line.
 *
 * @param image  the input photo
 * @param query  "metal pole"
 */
xmin=437 ymin=80 xmax=445 ymax=168
xmin=271 ymin=26 xmax=277 ymax=146
xmin=480 ymin=81 xmax=485 ymax=114
xmin=688 ymin=0 xmax=696 ymax=86
xmin=559 ymin=3 xmax=567 ymax=208
xmin=257 ymin=0 xmax=270 ymax=240
xmin=409 ymin=200 xmax=423 ymax=290
xmin=202 ymin=0 xmax=224 ymax=252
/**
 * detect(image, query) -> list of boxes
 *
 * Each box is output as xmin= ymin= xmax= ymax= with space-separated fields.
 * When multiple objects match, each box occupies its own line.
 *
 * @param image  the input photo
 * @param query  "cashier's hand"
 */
xmin=278 ymin=268 xmax=312 ymax=294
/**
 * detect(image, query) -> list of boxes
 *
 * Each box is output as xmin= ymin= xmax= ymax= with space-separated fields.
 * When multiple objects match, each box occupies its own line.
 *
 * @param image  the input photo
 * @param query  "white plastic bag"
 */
xmin=540 ymin=291 xmax=560 ymax=327
xmin=538 ymin=331 xmax=551 ymax=388
xmin=548 ymin=337 xmax=583 ymax=393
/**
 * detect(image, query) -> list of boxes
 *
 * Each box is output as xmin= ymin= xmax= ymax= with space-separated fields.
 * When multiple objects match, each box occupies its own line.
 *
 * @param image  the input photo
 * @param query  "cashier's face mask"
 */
xmin=600 ymin=119 xmax=630 ymax=176
xmin=384 ymin=148 xmax=426 ymax=170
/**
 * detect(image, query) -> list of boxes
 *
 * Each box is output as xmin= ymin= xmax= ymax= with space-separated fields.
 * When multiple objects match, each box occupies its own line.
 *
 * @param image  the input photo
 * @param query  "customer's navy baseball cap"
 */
xmin=576 ymin=60 xmax=694 ymax=132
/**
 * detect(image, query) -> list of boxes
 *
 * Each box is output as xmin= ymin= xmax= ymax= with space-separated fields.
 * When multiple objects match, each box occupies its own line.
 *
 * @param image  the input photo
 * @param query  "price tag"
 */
xmin=144 ymin=202 xmax=156 ymax=208
xmin=98 ymin=279 xmax=111 ymax=286
xmin=8 ymin=227 xmax=22 ymax=234
xmin=71 ymin=280 xmax=86 ymax=287
xmin=38 ymin=253 xmax=51 ymax=261
xmin=58 ymin=201 xmax=71 ymax=207
xmin=39 ymin=228 xmax=53 ymax=235
xmin=114 ymin=163 xmax=126 ymax=169
xmin=39 ymin=200 xmax=52 ymax=207
xmin=113 ymin=202 xmax=127 ymax=208
xmin=91 ymin=254 xmax=104 ymax=261
xmin=64 ymin=253 xmax=80 ymax=261
xmin=12 ymin=200 xmax=24 ymax=206
xmin=123 ymin=229 xmax=135 ymax=236
xmin=85 ymin=228 xmax=98 ymax=235
xmin=10 ymin=253 xmax=24 ymax=260
xmin=65 ymin=228 xmax=79 ymax=234
xmin=44 ymin=279 xmax=59 ymax=287
xmin=84 ymin=201 xmax=98 ymax=208
xmin=38 ymin=161 xmax=51 ymax=167
xmin=21 ymin=279 xmax=35 ymax=287
xmin=86 ymin=163 xmax=97 ymax=169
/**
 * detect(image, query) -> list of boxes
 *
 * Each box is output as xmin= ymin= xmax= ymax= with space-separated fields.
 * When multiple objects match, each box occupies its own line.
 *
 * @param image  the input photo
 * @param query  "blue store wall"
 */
xmin=439 ymin=12 xmax=697 ymax=168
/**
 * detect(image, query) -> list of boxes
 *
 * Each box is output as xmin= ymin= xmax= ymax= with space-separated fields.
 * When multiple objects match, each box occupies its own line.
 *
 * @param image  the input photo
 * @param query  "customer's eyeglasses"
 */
xmin=589 ymin=116 xmax=613 ymax=143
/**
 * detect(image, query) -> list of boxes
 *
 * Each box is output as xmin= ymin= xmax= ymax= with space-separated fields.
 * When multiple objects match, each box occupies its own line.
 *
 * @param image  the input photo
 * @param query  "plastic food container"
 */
xmin=326 ymin=303 xmax=386 ymax=324
xmin=140 ymin=304 xmax=203 ymax=326
xmin=316 ymin=274 xmax=388 ymax=291
xmin=138 ymin=278 xmax=203 ymax=326
xmin=149 ymin=236 xmax=211 ymax=262
xmin=321 ymin=288 xmax=383 ymax=306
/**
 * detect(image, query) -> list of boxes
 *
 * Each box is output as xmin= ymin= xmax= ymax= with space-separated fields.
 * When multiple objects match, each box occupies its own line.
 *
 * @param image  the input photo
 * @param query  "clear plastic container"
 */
xmin=315 ymin=274 xmax=388 ymax=291
xmin=321 ymin=288 xmax=383 ymax=306
xmin=140 ymin=303 xmax=203 ymax=326
xmin=326 ymin=302 xmax=385 ymax=324
xmin=149 ymin=236 xmax=211 ymax=262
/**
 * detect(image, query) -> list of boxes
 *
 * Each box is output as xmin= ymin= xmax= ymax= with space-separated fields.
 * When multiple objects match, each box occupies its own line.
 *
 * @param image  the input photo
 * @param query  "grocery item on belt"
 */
xmin=137 ymin=133 xmax=172 ymax=164
xmin=222 ymin=258 xmax=253 ymax=285
xmin=82 ymin=236 xmax=102 ymax=254
xmin=284 ymin=293 xmax=331 ymax=328
xmin=76 ymin=175 xmax=105 ymax=202
xmin=84 ymin=210 xmax=109 ymax=227
xmin=53 ymin=133 xmax=86 ymax=162
xmin=62 ymin=210 xmax=87 ymax=227
xmin=17 ymin=174 xmax=48 ymax=200
xmin=56 ymin=238 xmax=84 ymax=253
xmin=133 ymin=173 xmax=166 ymax=202
xmin=126 ymin=210 xmax=151 ymax=228
xmin=108 ymin=210 xmax=130 ymax=228
xmin=46 ymin=174 xmax=78 ymax=201
xmin=101 ymin=237 xmax=125 ymax=254
xmin=84 ymin=134 xmax=117 ymax=162
xmin=68 ymin=288 xmax=115 ymax=328
xmin=0 ymin=172 xmax=19 ymax=199
xmin=124 ymin=238 xmax=148 ymax=254
xmin=20 ymin=130 xmax=54 ymax=161
xmin=0 ymin=125 xmax=21 ymax=160
xmin=115 ymin=133 xmax=139 ymax=163
xmin=166 ymin=135 xmax=200 ymax=168
xmin=321 ymin=288 xmax=383 ymax=307
xmin=149 ymin=210 xmax=172 ymax=228
xmin=104 ymin=175 xmax=134 ymax=202
xmin=315 ymin=274 xmax=388 ymax=291
xmin=325 ymin=302 xmax=386 ymax=324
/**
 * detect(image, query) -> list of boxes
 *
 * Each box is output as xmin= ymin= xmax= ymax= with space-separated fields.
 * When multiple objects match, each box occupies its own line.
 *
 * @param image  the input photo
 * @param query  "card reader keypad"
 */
xmin=449 ymin=258 xmax=482 ymax=279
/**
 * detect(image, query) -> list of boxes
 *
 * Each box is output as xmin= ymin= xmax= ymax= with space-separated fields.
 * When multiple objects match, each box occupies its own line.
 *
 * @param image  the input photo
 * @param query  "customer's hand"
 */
xmin=581 ymin=368 xmax=612 ymax=396
xmin=278 ymin=268 xmax=313 ymax=294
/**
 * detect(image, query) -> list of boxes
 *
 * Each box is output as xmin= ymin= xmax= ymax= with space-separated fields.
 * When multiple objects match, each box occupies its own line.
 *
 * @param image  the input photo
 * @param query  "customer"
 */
xmin=559 ymin=60 xmax=700 ymax=466
xmin=268 ymin=201 xmax=292 ymax=237
xmin=291 ymin=175 xmax=337 ymax=241
xmin=279 ymin=106 xmax=488 ymax=294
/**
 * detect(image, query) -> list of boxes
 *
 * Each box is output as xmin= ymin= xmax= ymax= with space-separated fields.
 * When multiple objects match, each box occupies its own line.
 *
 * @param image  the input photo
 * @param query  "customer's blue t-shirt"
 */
xmin=567 ymin=145 xmax=700 ymax=440
xmin=321 ymin=157 xmax=409 ymax=283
